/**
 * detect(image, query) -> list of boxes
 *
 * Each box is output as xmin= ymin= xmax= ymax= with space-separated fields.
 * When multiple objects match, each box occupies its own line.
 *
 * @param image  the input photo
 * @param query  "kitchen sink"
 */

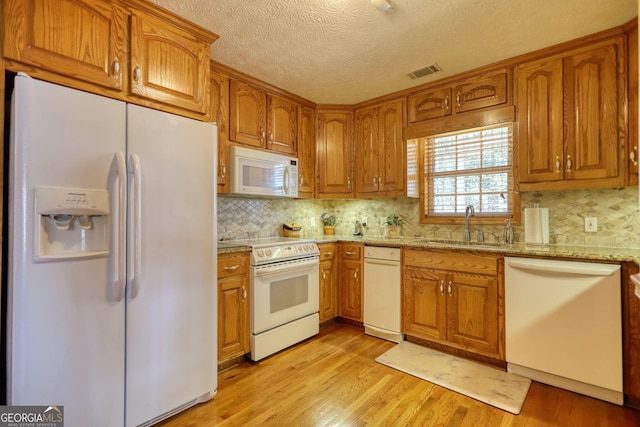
xmin=411 ymin=238 xmax=506 ymax=250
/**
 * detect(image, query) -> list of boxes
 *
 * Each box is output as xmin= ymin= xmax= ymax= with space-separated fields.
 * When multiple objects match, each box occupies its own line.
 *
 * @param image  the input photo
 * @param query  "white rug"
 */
xmin=375 ymin=341 xmax=531 ymax=414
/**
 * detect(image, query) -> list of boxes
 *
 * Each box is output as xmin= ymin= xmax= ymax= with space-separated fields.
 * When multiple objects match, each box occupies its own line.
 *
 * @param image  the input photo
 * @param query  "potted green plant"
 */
xmin=321 ymin=213 xmax=336 ymax=235
xmin=385 ymin=213 xmax=402 ymax=238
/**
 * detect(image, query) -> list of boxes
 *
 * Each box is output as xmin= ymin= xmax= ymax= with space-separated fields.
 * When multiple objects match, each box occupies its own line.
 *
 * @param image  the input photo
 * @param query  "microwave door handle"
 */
xmin=283 ymin=166 xmax=290 ymax=195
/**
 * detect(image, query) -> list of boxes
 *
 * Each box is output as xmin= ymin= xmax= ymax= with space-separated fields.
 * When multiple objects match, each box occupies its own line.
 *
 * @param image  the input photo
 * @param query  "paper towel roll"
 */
xmin=524 ymin=207 xmax=549 ymax=244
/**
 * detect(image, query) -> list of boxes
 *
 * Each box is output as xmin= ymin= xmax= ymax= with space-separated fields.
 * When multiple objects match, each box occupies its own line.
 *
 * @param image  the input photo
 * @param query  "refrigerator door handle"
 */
xmin=112 ymin=152 xmax=127 ymax=302
xmin=128 ymin=153 xmax=143 ymax=300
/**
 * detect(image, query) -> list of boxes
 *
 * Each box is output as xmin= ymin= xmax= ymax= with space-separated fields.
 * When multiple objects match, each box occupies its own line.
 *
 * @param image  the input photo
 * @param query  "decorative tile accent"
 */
xmin=218 ymin=186 xmax=640 ymax=248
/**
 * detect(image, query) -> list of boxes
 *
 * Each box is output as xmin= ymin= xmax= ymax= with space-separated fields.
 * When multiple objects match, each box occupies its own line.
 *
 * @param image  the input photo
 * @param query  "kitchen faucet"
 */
xmin=464 ymin=205 xmax=475 ymax=241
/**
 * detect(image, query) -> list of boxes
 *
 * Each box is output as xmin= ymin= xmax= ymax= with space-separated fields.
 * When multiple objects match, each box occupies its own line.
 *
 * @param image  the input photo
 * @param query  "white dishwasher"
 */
xmin=364 ymin=246 xmax=403 ymax=343
xmin=505 ymin=257 xmax=622 ymax=404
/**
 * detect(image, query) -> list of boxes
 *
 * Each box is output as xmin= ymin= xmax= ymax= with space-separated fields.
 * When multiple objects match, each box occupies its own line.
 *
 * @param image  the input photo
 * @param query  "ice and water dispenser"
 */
xmin=34 ymin=187 xmax=110 ymax=261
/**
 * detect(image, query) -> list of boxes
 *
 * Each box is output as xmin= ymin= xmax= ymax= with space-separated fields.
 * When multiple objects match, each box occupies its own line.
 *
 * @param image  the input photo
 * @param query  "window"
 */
xmin=419 ymin=123 xmax=516 ymax=224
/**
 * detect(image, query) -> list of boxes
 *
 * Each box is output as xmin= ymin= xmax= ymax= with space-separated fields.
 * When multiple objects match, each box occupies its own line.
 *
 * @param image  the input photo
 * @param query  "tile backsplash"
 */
xmin=218 ymin=186 xmax=640 ymax=248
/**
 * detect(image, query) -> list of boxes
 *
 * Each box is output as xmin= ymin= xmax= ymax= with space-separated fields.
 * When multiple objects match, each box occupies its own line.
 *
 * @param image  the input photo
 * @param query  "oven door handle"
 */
xmin=255 ymin=258 xmax=319 ymax=277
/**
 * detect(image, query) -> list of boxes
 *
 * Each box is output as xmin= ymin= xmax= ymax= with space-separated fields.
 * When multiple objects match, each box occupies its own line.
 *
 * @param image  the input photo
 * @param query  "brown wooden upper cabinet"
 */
xmin=317 ymin=109 xmax=354 ymax=198
xmin=408 ymin=69 xmax=509 ymax=124
xmin=627 ymin=23 xmax=638 ymax=186
xmin=230 ymin=80 xmax=298 ymax=156
xmin=516 ymin=36 xmax=626 ymax=190
xmin=129 ymin=9 xmax=211 ymax=114
xmin=297 ymin=106 xmax=316 ymax=198
xmin=3 ymin=0 xmax=217 ymax=116
xmin=355 ymin=99 xmax=405 ymax=197
xmin=3 ymin=0 xmax=128 ymax=90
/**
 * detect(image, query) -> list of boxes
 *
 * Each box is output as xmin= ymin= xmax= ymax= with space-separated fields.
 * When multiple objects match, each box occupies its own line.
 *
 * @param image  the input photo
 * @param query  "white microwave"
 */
xmin=229 ymin=146 xmax=298 ymax=198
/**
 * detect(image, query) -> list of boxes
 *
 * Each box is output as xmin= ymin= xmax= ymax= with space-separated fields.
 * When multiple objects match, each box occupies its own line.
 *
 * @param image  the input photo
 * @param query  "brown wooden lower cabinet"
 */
xmin=402 ymin=247 xmax=504 ymax=361
xmin=338 ymin=242 xmax=364 ymax=322
xmin=318 ymin=243 xmax=337 ymax=323
xmin=217 ymin=253 xmax=250 ymax=366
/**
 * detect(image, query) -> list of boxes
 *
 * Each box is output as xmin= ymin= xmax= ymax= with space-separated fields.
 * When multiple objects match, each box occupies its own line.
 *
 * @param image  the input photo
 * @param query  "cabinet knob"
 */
xmin=566 ymin=155 xmax=572 ymax=172
xmin=456 ymin=93 xmax=461 ymax=108
xmin=631 ymin=147 xmax=638 ymax=166
xmin=112 ymin=57 xmax=120 ymax=79
xmin=322 ymin=271 xmax=326 ymax=280
xmin=373 ymin=176 xmax=377 ymax=186
xmin=447 ymin=281 xmax=452 ymax=296
xmin=555 ymin=155 xmax=561 ymax=172
xmin=347 ymin=176 xmax=351 ymax=189
xmin=444 ymin=96 xmax=449 ymax=110
xmin=260 ymin=128 xmax=265 ymax=143
xmin=354 ymin=268 xmax=359 ymax=280
xmin=242 ymin=285 xmax=247 ymax=301
xmin=133 ymin=66 xmax=142 ymax=83
xmin=439 ymin=280 xmax=444 ymax=295
xmin=221 ymin=163 xmax=226 ymax=178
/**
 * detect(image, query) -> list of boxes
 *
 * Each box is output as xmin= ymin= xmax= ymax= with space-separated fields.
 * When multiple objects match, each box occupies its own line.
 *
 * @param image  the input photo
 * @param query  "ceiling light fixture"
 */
xmin=371 ymin=0 xmax=393 ymax=13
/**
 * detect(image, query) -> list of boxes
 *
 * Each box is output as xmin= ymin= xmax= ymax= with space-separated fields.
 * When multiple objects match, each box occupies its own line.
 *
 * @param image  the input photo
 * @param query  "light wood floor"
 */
xmin=157 ymin=323 xmax=640 ymax=426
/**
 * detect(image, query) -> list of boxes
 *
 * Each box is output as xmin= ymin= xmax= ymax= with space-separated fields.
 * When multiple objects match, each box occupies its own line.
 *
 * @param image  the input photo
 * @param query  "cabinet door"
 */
xmin=446 ymin=272 xmax=498 ymax=354
xmin=565 ymin=39 xmax=622 ymax=181
xmin=319 ymin=260 xmax=337 ymax=322
xmin=218 ymin=274 xmax=249 ymax=361
xmin=355 ymin=107 xmax=379 ymax=195
xmin=267 ymin=95 xmax=297 ymax=155
xmin=229 ymin=80 xmax=267 ymax=147
xmin=339 ymin=259 xmax=362 ymax=321
xmin=628 ymin=27 xmax=638 ymax=186
xmin=297 ymin=106 xmax=316 ymax=198
xmin=403 ymin=267 xmax=447 ymax=340
xmin=3 ymin=0 xmax=127 ymax=90
xmin=211 ymin=71 xmax=230 ymax=191
xmin=378 ymin=100 xmax=405 ymax=195
xmin=408 ymin=87 xmax=452 ymax=123
xmin=317 ymin=110 xmax=354 ymax=198
xmin=129 ymin=11 xmax=210 ymax=113
xmin=516 ymin=57 xmax=564 ymax=183
xmin=454 ymin=70 xmax=508 ymax=114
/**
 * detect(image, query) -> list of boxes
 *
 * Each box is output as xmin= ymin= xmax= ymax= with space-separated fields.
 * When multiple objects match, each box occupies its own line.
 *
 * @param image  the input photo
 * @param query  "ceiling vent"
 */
xmin=407 ymin=63 xmax=442 ymax=80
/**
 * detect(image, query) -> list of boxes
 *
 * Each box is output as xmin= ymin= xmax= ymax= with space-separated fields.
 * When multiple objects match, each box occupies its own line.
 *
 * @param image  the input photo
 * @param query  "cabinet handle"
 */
xmin=242 ymin=285 xmax=247 ymax=301
xmin=444 ymin=96 xmax=449 ymax=109
xmin=566 ymin=155 xmax=572 ymax=172
xmin=299 ymin=174 xmax=304 ymax=185
xmin=324 ymin=251 xmax=333 ymax=256
xmin=439 ymin=280 xmax=444 ymax=295
xmin=447 ymin=281 xmax=452 ymax=296
xmin=112 ymin=57 xmax=120 ymax=79
xmin=354 ymin=268 xmax=359 ymax=280
xmin=221 ymin=163 xmax=226 ymax=178
xmin=260 ymin=128 xmax=265 ymax=143
xmin=373 ymin=176 xmax=377 ymax=186
xmin=555 ymin=155 xmax=561 ymax=172
xmin=223 ymin=264 xmax=240 ymax=271
xmin=347 ymin=176 xmax=351 ymax=189
xmin=322 ymin=271 xmax=326 ymax=280
xmin=133 ymin=66 xmax=141 ymax=82
xmin=345 ymin=251 xmax=356 ymax=255
xmin=269 ymin=132 xmax=273 ymax=144
xmin=379 ymin=174 xmax=383 ymax=185
xmin=456 ymin=93 xmax=461 ymax=108
xmin=631 ymin=147 xmax=638 ymax=166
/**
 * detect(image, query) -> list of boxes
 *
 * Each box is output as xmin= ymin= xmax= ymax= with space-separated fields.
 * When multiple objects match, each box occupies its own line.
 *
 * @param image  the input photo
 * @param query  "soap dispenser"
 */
xmin=503 ymin=219 xmax=514 ymax=244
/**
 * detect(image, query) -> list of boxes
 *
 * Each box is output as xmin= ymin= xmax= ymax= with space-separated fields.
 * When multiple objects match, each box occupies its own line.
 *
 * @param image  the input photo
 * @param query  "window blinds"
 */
xmin=423 ymin=124 xmax=514 ymax=217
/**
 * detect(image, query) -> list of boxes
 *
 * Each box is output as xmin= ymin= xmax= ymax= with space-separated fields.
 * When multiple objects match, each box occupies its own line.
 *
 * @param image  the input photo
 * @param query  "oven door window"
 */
xmin=271 ymin=275 xmax=309 ymax=313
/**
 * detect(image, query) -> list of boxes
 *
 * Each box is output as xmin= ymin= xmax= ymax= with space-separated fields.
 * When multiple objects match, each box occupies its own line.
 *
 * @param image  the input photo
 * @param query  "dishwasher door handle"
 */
xmin=364 ymin=259 xmax=400 ymax=267
xmin=507 ymin=260 xmax=616 ymax=277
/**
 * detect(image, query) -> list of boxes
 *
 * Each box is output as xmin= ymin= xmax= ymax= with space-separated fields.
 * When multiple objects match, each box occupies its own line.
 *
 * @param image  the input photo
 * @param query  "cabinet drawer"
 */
xmin=341 ymin=243 xmax=362 ymax=260
xmin=318 ymin=243 xmax=336 ymax=261
xmin=217 ymin=254 xmax=249 ymax=279
xmin=404 ymin=248 xmax=497 ymax=275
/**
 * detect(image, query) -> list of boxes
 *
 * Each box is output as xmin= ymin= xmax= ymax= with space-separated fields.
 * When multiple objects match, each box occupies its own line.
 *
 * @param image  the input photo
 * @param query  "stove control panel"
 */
xmin=252 ymin=242 xmax=319 ymax=264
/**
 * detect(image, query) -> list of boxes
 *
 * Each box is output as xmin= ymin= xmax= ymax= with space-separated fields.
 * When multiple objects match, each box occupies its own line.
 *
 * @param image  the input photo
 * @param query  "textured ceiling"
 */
xmin=147 ymin=0 xmax=638 ymax=104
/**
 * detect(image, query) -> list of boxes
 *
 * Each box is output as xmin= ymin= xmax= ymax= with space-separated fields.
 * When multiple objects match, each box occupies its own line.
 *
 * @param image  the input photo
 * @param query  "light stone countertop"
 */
xmin=217 ymin=235 xmax=640 ymax=264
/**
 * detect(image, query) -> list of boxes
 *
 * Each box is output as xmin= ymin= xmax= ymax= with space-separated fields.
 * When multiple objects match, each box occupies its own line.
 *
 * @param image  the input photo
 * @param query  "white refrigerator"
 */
xmin=6 ymin=74 xmax=217 ymax=426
